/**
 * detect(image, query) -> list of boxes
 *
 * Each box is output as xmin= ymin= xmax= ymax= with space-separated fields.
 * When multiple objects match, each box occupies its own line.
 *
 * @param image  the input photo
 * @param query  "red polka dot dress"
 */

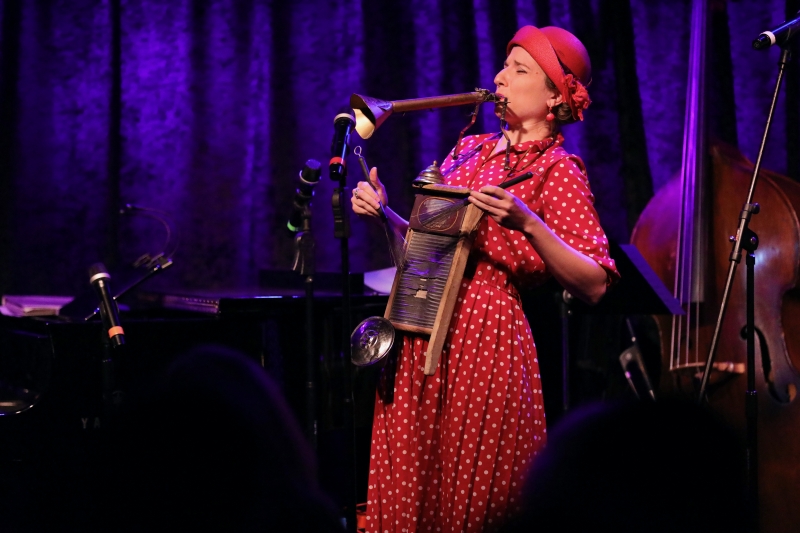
xmin=366 ymin=132 xmax=619 ymax=533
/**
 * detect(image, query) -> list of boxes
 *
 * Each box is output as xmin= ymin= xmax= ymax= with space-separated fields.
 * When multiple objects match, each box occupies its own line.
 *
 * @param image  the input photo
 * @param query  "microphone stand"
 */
xmin=697 ymin=45 xmax=793 ymax=533
xmin=558 ymin=290 xmax=572 ymax=413
xmin=291 ymin=205 xmax=318 ymax=451
xmin=98 ymin=306 xmax=118 ymax=423
xmin=90 ymin=267 xmax=126 ymax=423
xmin=332 ymin=171 xmax=357 ymax=532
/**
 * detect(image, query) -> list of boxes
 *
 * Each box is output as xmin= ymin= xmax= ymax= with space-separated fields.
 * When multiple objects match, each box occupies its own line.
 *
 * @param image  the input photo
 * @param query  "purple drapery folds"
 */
xmin=0 ymin=0 xmax=797 ymax=295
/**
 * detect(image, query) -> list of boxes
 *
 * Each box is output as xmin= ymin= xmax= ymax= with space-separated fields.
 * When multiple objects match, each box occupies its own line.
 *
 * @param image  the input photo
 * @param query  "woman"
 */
xmin=351 ymin=26 xmax=619 ymax=533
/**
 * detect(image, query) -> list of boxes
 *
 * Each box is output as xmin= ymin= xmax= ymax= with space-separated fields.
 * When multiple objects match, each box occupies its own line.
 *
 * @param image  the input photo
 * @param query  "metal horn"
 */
xmin=349 ymin=88 xmax=502 ymax=139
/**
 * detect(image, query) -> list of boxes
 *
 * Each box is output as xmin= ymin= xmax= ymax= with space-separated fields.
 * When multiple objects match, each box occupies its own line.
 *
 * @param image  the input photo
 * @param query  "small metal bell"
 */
xmin=351 ymin=317 xmax=396 ymax=366
xmin=413 ymin=161 xmax=444 ymax=186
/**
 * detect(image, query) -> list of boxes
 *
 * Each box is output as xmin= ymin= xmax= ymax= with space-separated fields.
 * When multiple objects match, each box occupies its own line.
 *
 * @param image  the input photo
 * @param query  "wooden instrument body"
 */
xmin=632 ymin=142 xmax=800 ymax=532
xmin=384 ymin=183 xmax=483 ymax=375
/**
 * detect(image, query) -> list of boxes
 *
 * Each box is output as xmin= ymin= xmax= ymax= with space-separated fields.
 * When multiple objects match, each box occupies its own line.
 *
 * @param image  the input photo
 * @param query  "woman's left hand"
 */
xmin=468 ymin=185 xmax=539 ymax=233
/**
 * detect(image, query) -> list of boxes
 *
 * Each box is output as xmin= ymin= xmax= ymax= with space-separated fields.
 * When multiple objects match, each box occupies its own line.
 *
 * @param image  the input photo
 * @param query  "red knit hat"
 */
xmin=507 ymin=26 xmax=592 ymax=121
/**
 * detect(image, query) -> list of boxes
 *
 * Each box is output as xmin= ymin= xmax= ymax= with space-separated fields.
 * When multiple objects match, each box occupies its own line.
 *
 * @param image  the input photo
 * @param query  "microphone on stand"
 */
xmin=287 ymin=159 xmax=322 ymax=233
xmin=89 ymin=263 xmax=125 ymax=348
xmin=329 ymin=108 xmax=355 ymax=182
xmin=753 ymin=11 xmax=800 ymax=50
xmin=619 ymin=345 xmax=655 ymax=401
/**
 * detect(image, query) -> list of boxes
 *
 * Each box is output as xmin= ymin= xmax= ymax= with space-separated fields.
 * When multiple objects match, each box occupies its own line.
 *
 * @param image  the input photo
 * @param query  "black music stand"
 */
xmin=570 ymin=243 xmax=684 ymax=317
xmin=565 ymin=242 xmax=683 ymax=405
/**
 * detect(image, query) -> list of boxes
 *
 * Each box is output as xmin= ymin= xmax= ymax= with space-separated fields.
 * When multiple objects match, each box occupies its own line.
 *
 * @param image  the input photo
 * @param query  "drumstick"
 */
xmin=418 ymin=171 xmax=535 ymax=226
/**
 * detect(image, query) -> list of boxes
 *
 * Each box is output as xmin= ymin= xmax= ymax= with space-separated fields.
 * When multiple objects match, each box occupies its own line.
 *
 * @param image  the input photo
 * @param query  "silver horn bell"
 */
xmin=351 ymin=317 xmax=396 ymax=366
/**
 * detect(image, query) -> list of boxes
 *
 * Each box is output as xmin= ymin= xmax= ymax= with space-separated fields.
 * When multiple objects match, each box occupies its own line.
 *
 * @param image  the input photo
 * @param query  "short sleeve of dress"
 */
xmin=537 ymin=155 xmax=620 ymax=282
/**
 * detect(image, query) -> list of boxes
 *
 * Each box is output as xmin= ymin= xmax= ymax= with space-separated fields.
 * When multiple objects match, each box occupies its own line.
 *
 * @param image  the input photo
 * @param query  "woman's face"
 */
xmin=493 ymin=46 xmax=562 ymax=127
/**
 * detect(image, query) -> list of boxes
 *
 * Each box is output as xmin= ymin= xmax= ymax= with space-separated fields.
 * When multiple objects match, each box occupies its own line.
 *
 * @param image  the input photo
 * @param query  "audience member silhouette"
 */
xmin=108 ymin=344 xmax=343 ymax=532
xmin=502 ymin=399 xmax=747 ymax=533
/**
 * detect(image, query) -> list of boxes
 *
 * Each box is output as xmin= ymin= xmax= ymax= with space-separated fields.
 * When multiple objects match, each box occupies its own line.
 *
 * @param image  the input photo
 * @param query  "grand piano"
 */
xmin=0 ymin=272 xmax=388 ymax=531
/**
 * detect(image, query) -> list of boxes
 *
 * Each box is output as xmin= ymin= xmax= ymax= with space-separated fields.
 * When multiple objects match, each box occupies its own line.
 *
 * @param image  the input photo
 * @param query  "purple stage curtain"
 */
xmin=0 ymin=0 xmax=798 ymax=295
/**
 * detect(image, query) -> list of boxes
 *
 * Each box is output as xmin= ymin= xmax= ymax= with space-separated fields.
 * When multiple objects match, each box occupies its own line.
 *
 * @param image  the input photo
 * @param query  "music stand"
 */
xmin=564 ymin=242 xmax=683 ymax=405
xmin=570 ymin=243 xmax=684 ymax=316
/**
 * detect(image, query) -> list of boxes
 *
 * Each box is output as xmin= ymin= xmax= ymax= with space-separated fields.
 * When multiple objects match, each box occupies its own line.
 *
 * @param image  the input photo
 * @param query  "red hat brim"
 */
xmin=507 ymin=26 xmax=592 ymax=121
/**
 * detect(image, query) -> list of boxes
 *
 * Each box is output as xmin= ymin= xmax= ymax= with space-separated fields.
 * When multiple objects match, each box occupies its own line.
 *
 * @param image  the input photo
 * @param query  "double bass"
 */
xmin=631 ymin=2 xmax=800 ymax=532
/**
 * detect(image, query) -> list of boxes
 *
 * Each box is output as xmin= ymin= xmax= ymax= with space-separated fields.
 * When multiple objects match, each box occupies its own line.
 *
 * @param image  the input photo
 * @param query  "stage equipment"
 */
xmin=753 ymin=10 xmax=800 ymax=50
xmin=0 ymin=296 xmax=352 ymax=530
xmin=695 ymin=29 xmax=797 ymax=533
xmin=328 ymin=107 xmax=359 ymax=532
xmin=351 ymin=316 xmax=395 ymax=367
xmin=383 ymin=180 xmax=483 ymax=375
xmin=619 ymin=319 xmax=655 ymax=401
xmin=289 ymin=159 xmax=323 ymax=450
xmin=88 ymin=262 xmax=126 ymax=422
xmin=89 ymin=263 xmax=125 ymax=349
xmin=349 ymin=89 xmax=503 ymax=139
xmin=60 ymin=204 xmax=176 ymax=321
xmin=287 ymin=159 xmax=322 ymax=233
xmin=330 ymin=109 xmax=355 ymax=182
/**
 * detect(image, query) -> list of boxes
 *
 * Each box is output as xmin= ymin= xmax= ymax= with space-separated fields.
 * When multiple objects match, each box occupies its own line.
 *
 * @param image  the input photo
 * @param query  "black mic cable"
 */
xmin=89 ymin=263 xmax=125 ymax=348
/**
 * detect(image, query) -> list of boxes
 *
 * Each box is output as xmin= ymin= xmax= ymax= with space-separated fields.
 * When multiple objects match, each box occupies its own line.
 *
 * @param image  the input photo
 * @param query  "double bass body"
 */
xmin=631 ymin=142 xmax=800 ymax=533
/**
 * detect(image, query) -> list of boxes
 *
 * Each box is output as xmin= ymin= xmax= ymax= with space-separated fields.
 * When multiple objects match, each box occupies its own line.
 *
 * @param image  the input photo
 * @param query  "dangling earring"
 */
xmin=545 ymin=106 xmax=555 ymax=122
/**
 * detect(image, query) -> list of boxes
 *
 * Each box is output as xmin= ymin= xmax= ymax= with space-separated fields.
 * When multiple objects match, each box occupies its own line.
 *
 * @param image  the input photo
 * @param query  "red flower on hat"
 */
xmin=564 ymin=73 xmax=591 ymax=121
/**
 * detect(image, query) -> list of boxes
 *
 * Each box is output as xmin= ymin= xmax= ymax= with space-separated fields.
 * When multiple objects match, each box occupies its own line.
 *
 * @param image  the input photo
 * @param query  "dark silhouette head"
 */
xmin=111 ymin=344 xmax=342 ymax=532
xmin=503 ymin=399 xmax=747 ymax=533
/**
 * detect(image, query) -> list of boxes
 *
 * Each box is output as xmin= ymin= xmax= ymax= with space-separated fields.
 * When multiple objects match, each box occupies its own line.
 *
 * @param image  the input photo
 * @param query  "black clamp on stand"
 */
xmin=697 ymin=43 xmax=795 ymax=533
xmin=288 ymin=159 xmax=322 ymax=450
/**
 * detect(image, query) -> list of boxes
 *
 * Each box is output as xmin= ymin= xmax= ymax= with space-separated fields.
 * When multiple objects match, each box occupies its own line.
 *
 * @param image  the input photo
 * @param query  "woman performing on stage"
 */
xmin=351 ymin=25 xmax=619 ymax=533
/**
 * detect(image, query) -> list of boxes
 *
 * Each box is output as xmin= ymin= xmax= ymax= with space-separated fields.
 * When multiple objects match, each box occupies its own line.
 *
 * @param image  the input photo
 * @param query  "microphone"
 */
xmin=89 ymin=263 xmax=125 ymax=348
xmin=329 ymin=108 xmax=355 ymax=181
xmin=287 ymin=159 xmax=322 ymax=232
xmin=753 ymin=11 xmax=800 ymax=50
xmin=619 ymin=345 xmax=655 ymax=401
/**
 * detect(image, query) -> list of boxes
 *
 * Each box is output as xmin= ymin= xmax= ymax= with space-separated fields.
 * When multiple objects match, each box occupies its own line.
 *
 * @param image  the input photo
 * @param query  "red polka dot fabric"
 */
xmin=366 ymin=133 xmax=619 ymax=533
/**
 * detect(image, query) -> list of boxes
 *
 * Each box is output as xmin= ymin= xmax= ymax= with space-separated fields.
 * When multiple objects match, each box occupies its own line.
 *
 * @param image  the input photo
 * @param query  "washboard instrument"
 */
xmin=384 ymin=182 xmax=483 ymax=375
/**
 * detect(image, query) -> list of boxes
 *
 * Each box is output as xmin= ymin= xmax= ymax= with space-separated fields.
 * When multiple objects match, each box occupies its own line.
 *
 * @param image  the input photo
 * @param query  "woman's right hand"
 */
xmin=351 ymin=166 xmax=388 ymax=221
